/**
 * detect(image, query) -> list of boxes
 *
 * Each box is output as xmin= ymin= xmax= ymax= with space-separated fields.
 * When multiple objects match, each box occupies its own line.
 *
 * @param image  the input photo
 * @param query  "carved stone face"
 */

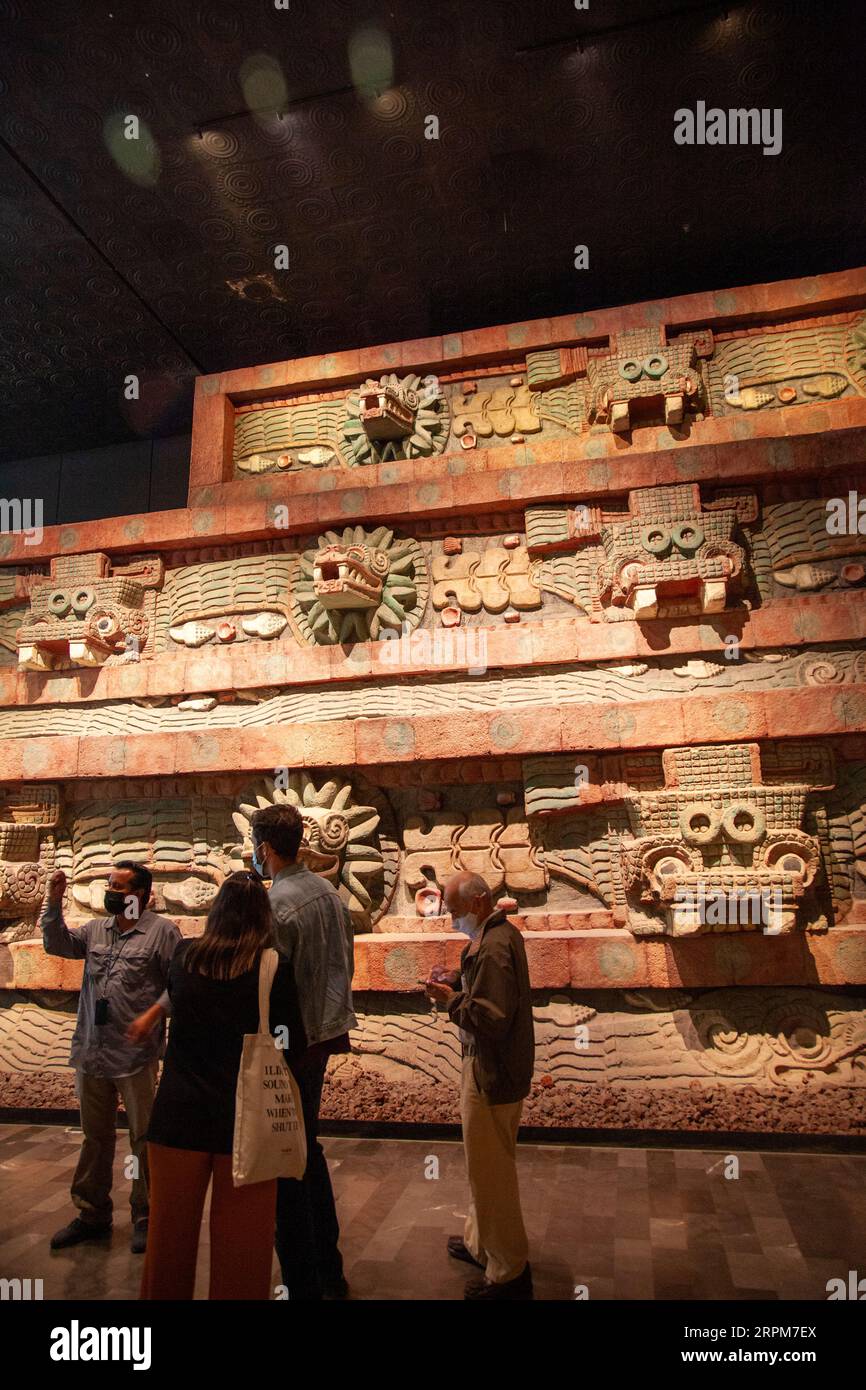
xmin=359 ymin=383 xmax=418 ymax=440
xmin=294 ymin=525 xmax=427 ymax=644
xmin=344 ymin=372 xmax=449 ymax=466
xmin=16 ymin=553 xmax=159 ymax=670
xmin=599 ymin=509 xmax=744 ymax=619
xmin=233 ymin=771 xmax=395 ymax=928
xmin=622 ymin=785 xmax=821 ymax=936
xmin=312 ymin=542 xmax=390 ymax=612
xmin=587 ymin=328 xmax=711 ymax=431
xmin=17 ymin=576 xmax=148 ymax=668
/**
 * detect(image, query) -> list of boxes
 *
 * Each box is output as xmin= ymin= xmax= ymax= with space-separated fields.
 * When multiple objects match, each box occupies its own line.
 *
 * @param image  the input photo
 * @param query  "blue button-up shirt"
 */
xmin=268 ymin=864 xmax=356 ymax=1047
xmin=41 ymin=901 xmax=181 ymax=1078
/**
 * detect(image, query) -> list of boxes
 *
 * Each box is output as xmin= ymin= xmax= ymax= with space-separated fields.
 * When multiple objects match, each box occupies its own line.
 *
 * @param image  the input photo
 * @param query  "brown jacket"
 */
xmin=447 ymin=911 xmax=534 ymax=1105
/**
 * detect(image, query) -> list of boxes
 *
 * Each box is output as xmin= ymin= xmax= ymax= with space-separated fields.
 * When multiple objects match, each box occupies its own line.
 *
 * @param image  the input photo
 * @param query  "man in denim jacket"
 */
xmin=251 ymin=803 xmax=355 ymax=1300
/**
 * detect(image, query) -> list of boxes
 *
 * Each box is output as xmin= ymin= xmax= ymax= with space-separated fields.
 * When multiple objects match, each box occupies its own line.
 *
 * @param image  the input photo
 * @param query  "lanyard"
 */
xmin=100 ymin=925 xmax=134 ymax=998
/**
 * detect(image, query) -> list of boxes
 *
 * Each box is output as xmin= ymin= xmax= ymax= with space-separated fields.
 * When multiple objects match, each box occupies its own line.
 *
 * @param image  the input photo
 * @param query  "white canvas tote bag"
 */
xmin=232 ymin=948 xmax=307 ymax=1186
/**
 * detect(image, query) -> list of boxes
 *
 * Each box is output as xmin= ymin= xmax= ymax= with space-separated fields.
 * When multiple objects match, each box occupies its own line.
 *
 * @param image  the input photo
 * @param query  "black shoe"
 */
xmin=50 ymin=1217 xmax=112 ymax=1250
xmin=464 ymin=1263 xmax=533 ymax=1300
xmin=130 ymin=1218 xmax=148 ymax=1255
xmin=322 ymin=1275 xmax=350 ymax=1299
xmin=447 ymin=1235 xmax=485 ymax=1270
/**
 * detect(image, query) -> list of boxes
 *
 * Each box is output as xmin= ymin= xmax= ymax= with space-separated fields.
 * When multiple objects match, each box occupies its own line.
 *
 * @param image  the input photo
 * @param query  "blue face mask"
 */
xmin=252 ymin=845 xmax=267 ymax=879
xmin=452 ymin=911 xmax=479 ymax=938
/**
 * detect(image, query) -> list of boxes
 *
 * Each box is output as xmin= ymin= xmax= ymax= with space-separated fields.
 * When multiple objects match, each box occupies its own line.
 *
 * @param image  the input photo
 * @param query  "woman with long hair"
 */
xmin=138 ymin=871 xmax=304 ymax=1300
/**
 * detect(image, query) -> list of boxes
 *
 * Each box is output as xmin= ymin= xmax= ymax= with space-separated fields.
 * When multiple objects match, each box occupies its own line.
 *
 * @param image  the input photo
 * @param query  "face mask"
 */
xmin=252 ymin=846 xmax=267 ymax=879
xmin=452 ymin=912 xmax=479 ymax=937
xmin=104 ymin=889 xmax=128 ymax=917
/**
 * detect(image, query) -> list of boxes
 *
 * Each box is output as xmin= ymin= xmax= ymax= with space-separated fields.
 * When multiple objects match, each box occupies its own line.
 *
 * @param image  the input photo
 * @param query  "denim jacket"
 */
xmin=267 ymin=863 xmax=356 ymax=1046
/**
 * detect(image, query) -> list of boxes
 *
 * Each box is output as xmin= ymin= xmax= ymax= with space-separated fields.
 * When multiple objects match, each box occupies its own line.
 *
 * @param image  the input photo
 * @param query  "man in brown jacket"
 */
xmin=425 ymin=871 xmax=535 ymax=1300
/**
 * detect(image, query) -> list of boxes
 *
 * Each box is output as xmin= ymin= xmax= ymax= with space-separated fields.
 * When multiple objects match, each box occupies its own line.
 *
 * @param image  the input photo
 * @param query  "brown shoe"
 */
xmin=464 ymin=1263 xmax=533 ymax=1300
xmin=447 ymin=1235 xmax=484 ymax=1269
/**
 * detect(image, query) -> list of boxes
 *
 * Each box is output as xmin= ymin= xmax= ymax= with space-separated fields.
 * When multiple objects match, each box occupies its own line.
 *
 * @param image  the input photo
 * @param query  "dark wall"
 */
xmin=0 ymin=434 xmax=190 ymax=526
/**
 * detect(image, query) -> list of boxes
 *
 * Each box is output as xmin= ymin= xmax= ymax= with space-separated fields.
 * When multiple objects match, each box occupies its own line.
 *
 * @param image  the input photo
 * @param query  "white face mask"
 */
xmin=451 ymin=911 xmax=479 ymax=938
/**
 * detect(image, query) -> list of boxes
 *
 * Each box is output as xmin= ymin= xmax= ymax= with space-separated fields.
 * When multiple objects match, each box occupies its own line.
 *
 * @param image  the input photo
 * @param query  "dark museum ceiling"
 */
xmin=0 ymin=0 xmax=863 ymax=464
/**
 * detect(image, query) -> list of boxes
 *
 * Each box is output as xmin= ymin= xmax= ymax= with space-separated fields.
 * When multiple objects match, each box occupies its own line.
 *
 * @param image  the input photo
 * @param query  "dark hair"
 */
xmin=183 ymin=872 xmax=274 ymax=980
xmin=251 ymin=804 xmax=304 ymax=861
xmin=114 ymin=860 xmax=153 ymax=901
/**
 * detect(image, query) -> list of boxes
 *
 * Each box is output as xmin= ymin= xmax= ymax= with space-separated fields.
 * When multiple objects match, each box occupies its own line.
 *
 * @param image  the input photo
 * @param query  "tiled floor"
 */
xmin=1 ymin=1123 xmax=864 ymax=1300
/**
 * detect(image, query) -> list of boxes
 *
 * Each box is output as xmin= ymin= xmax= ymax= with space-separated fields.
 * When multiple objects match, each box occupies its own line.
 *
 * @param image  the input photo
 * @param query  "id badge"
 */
xmin=95 ymin=998 xmax=109 ymax=1026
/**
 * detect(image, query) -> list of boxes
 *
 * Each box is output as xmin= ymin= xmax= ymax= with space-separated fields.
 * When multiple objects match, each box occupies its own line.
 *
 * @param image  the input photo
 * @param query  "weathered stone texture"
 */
xmin=2 ymin=268 xmax=866 ymax=1131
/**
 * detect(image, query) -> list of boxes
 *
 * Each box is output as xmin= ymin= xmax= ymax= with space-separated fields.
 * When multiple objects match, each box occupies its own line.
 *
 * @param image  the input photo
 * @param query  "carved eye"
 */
xmin=655 ymin=857 xmax=683 ymax=879
xmin=780 ymin=853 xmax=807 ymax=874
xmin=641 ymin=525 xmax=671 ymax=557
xmin=671 ymin=522 xmax=704 ymax=555
xmin=679 ymin=804 xmax=722 ymax=845
xmin=367 ymin=549 xmax=390 ymax=577
xmin=642 ymin=352 xmax=669 ymax=379
xmin=761 ymin=836 xmax=818 ymax=889
xmin=619 ymin=358 xmax=643 ymax=382
xmin=643 ymin=844 xmax=693 ymax=892
xmin=722 ymin=803 xmax=767 ymax=845
xmin=72 ymin=587 xmax=96 ymax=616
xmin=90 ymin=610 xmax=121 ymax=641
xmin=619 ymin=561 xmax=641 ymax=589
xmin=48 ymin=589 xmax=71 ymax=617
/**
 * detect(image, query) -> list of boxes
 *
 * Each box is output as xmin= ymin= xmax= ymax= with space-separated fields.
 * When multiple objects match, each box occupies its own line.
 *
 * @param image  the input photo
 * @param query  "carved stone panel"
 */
xmin=17 ymin=553 xmax=163 ymax=669
xmin=0 ymin=785 xmax=60 ymax=943
xmin=523 ymin=743 xmax=866 ymax=936
xmin=232 ymin=771 xmax=399 ymax=929
xmin=291 ymin=526 xmax=428 ymax=645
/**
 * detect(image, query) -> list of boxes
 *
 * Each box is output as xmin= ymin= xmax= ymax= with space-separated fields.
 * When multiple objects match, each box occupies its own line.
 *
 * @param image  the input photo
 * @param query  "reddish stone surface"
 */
xmin=3 ymin=267 xmax=866 ymax=1130
xmin=9 ymin=928 xmax=866 ymax=993
xmin=6 ymin=1064 xmax=864 ymax=1138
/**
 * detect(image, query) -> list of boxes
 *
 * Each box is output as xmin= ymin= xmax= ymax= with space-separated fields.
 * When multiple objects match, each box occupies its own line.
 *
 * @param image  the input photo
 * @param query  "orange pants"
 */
xmin=140 ymin=1142 xmax=277 ymax=1300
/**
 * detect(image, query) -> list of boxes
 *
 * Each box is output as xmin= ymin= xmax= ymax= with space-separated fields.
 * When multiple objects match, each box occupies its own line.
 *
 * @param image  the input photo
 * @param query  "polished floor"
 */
xmin=0 ymin=1123 xmax=863 ymax=1300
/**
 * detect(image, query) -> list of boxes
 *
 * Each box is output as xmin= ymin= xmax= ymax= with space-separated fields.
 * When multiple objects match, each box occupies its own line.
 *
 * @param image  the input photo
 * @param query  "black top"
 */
xmin=147 ymin=941 xmax=306 ymax=1154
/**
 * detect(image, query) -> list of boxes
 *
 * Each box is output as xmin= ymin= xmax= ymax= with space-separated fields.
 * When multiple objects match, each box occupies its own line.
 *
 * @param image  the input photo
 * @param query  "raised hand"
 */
xmin=47 ymin=869 xmax=67 ymax=905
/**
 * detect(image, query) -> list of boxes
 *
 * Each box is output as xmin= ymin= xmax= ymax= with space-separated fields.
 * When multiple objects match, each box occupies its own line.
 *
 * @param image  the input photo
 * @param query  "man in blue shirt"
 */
xmin=41 ymin=862 xmax=180 ymax=1254
xmin=251 ymin=803 xmax=355 ymax=1300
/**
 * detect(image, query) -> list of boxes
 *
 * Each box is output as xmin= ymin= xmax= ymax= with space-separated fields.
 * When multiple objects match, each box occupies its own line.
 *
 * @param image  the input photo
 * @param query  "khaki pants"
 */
xmin=460 ymin=1056 xmax=529 ymax=1284
xmin=71 ymin=1061 xmax=157 ymax=1227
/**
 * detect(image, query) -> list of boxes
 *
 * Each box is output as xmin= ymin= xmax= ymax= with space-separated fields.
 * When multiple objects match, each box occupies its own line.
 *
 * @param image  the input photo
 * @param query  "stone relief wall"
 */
xmin=0 ymin=645 xmax=865 ymax=742
xmin=2 ymin=274 xmax=866 ymax=1132
xmin=2 ymin=476 xmax=864 ymax=670
xmin=4 ymin=987 xmax=864 ymax=1135
xmin=229 ymin=310 xmax=866 ymax=476
xmin=5 ymin=986 xmax=865 ymax=1089
xmin=1 ymin=742 xmax=863 ymax=946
